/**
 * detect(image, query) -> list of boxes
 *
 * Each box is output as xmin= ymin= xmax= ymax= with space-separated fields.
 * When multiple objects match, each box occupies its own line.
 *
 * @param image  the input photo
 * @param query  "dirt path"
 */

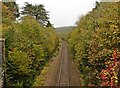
xmin=43 ymin=41 xmax=80 ymax=86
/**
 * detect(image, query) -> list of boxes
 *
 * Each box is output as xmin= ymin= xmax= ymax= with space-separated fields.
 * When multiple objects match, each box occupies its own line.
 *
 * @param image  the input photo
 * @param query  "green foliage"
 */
xmin=22 ymin=2 xmax=51 ymax=27
xmin=3 ymin=15 xmax=59 ymax=87
xmin=6 ymin=48 xmax=31 ymax=86
xmin=2 ymin=2 xmax=19 ymax=25
xmin=68 ymin=2 xmax=120 ymax=86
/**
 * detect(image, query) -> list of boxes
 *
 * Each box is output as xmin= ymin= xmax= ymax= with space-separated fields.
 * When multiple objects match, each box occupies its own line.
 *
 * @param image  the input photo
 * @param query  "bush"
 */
xmin=3 ymin=16 xmax=60 ymax=87
xmin=68 ymin=2 xmax=120 ymax=86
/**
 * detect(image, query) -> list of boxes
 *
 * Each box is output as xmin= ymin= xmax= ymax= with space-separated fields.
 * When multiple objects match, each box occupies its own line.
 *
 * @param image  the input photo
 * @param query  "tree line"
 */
xmin=2 ymin=1 xmax=60 ymax=87
xmin=68 ymin=2 xmax=120 ymax=86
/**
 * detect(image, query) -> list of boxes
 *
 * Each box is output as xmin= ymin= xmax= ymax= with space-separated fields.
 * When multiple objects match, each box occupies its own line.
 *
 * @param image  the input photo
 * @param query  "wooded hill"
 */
xmin=55 ymin=26 xmax=75 ymax=40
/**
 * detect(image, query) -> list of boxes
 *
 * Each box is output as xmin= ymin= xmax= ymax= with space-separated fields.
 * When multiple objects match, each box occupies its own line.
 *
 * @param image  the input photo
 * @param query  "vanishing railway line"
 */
xmin=57 ymin=41 xmax=70 ymax=86
xmin=0 ymin=39 xmax=80 ymax=87
xmin=43 ymin=40 xmax=80 ymax=86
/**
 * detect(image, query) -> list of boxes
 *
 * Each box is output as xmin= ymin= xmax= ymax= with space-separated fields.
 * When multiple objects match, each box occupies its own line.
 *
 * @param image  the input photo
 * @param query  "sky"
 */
xmin=16 ymin=0 xmax=100 ymax=27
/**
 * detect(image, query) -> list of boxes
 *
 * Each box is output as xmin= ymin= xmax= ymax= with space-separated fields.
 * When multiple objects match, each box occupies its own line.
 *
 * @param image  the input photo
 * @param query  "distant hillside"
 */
xmin=55 ymin=26 xmax=75 ymax=34
xmin=55 ymin=26 xmax=75 ymax=40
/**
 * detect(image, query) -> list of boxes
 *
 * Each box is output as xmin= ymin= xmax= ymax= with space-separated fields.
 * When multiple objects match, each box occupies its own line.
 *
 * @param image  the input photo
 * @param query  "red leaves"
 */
xmin=99 ymin=49 xmax=119 ymax=86
xmin=100 ymin=74 xmax=108 ymax=80
xmin=101 ymin=81 xmax=109 ymax=86
xmin=112 ymin=49 xmax=118 ymax=59
xmin=110 ymin=80 xmax=114 ymax=86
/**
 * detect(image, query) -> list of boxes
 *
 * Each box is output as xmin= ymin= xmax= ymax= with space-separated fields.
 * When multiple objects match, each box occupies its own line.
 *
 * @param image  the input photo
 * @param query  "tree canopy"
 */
xmin=22 ymin=2 xmax=51 ymax=27
xmin=68 ymin=2 xmax=120 ymax=86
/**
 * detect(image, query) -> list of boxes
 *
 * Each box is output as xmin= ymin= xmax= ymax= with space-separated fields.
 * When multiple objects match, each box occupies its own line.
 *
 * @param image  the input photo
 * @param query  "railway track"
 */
xmin=56 ymin=41 xmax=70 ymax=86
xmin=43 ymin=40 xmax=80 ymax=86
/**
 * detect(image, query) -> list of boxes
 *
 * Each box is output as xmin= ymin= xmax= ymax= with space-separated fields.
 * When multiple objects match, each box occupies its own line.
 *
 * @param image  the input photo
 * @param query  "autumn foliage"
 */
xmin=68 ymin=2 xmax=120 ymax=86
xmin=2 ymin=2 xmax=60 ymax=87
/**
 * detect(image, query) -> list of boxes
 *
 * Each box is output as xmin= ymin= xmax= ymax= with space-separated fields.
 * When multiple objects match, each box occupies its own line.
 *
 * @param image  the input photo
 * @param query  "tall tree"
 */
xmin=3 ymin=2 xmax=19 ymax=20
xmin=2 ymin=2 xmax=20 ymax=27
xmin=22 ymin=2 xmax=50 ymax=27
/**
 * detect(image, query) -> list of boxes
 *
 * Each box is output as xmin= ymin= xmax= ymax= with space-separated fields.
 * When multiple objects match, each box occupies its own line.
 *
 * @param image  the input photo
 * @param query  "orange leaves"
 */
xmin=100 ymin=49 xmax=119 ymax=86
xmin=2 ymin=4 xmax=9 ymax=10
xmin=112 ymin=49 xmax=118 ymax=59
xmin=100 ymin=73 xmax=108 ymax=80
xmin=68 ymin=2 xmax=120 ymax=86
xmin=117 ymin=52 xmax=120 ymax=58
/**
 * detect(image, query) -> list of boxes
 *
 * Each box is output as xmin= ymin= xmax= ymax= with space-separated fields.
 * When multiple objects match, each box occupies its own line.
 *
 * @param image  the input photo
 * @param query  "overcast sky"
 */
xmin=16 ymin=0 xmax=99 ymax=27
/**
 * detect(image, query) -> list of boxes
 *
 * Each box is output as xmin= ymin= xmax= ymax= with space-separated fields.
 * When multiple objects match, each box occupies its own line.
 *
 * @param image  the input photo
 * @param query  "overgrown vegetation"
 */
xmin=2 ymin=1 xmax=120 ymax=87
xmin=2 ymin=2 xmax=59 ymax=87
xmin=68 ymin=2 xmax=120 ymax=86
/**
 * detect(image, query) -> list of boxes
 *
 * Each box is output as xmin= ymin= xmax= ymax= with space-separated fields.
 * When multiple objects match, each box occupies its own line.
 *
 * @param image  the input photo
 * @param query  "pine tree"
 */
xmin=22 ymin=2 xmax=50 ymax=27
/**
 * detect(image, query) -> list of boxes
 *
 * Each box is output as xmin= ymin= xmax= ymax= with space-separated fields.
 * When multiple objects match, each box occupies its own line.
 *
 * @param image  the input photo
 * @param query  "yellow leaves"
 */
xmin=117 ymin=52 xmax=120 ymax=58
xmin=68 ymin=1 xmax=119 ymax=86
xmin=110 ymin=24 xmax=118 ymax=29
xmin=2 ymin=4 xmax=9 ymax=10
xmin=41 ymin=69 xmax=47 ymax=75
xmin=33 ymin=65 xmax=49 ymax=86
xmin=2 ymin=3 xmax=15 ymax=23
xmin=33 ymin=74 xmax=45 ymax=86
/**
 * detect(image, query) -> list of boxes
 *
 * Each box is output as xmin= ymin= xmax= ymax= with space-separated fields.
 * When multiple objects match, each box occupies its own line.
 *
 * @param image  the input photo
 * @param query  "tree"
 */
xmin=3 ymin=2 xmax=19 ymax=20
xmin=46 ymin=21 xmax=52 ymax=27
xmin=22 ymin=2 xmax=50 ymax=27
xmin=2 ymin=2 xmax=19 ymax=28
